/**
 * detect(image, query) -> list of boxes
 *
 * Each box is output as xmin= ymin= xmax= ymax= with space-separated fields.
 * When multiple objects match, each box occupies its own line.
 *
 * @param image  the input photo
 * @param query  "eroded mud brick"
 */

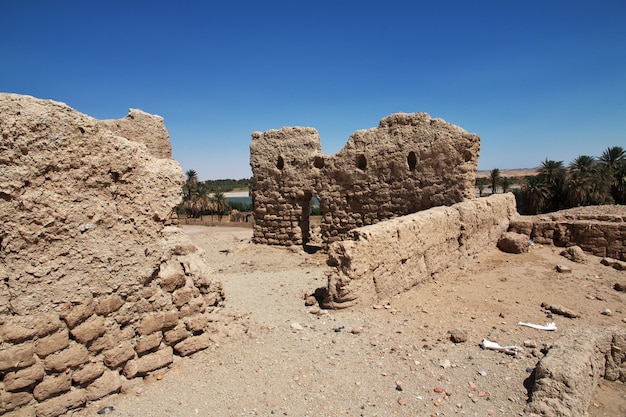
xmin=35 ymin=329 xmax=70 ymax=358
xmin=85 ymin=370 xmax=122 ymax=401
xmin=44 ymin=344 xmax=89 ymax=372
xmin=0 ymin=342 xmax=36 ymax=372
xmin=103 ymin=341 xmax=135 ymax=369
xmin=35 ymin=389 xmax=86 ymax=417
xmin=33 ymin=373 xmax=72 ymax=401
xmin=3 ymin=362 xmax=45 ymax=391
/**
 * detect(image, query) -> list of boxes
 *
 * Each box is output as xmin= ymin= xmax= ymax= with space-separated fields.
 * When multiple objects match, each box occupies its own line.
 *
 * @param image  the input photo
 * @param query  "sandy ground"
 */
xmin=74 ymin=225 xmax=625 ymax=417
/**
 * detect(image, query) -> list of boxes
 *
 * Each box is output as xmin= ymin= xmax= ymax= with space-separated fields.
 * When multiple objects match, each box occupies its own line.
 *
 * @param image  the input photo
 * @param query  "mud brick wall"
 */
xmin=320 ymin=194 xmax=517 ymax=309
xmin=250 ymin=113 xmax=480 ymax=248
xmin=509 ymin=206 xmax=626 ymax=261
xmin=0 ymin=94 xmax=245 ymax=416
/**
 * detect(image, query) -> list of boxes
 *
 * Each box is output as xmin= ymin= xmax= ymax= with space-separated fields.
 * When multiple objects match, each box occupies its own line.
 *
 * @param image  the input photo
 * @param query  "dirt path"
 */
xmin=74 ymin=225 xmax=625 ymax=417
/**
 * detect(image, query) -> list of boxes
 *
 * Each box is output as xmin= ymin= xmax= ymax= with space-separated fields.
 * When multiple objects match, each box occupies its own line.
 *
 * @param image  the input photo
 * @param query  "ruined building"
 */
xmin=250 ymin=112 xmax=481 ymax=247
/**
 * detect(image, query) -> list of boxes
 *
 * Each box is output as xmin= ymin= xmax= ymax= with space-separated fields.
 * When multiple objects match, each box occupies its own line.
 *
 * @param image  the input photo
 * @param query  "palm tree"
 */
xmin=599 ymin=146 xmax=626 ymax=203
xmin=185 ymin=169 xmax=198 ymax=201
xmin=501 ymin=177 xmax=512 ymax=193
xmin=490 ymin=168 xmax=500 ymax=195
xmin=537 ymin=159 xmax=566 ymax=211
xmin=211 ymin=191 xmax=226 ymax=221
xmin=521 ymin=176 xmax=549 ymax=214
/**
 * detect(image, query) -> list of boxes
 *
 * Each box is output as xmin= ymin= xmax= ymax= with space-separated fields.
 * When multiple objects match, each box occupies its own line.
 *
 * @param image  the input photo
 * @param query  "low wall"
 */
xmin=321 ymin=194 xmax=517 ymax=309
xmin=509 ymin=206 xmax=626 ymax=261
xmin=525 ymin=328 xmax=625 ymax=417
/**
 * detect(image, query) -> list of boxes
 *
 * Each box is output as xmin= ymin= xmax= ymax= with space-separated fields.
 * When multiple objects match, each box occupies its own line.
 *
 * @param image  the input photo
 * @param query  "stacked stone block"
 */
xmin=250 ymin=113 xmax=480 ymax=248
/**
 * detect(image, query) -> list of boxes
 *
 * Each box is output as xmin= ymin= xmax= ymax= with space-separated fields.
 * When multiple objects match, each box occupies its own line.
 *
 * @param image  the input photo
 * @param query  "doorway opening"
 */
xmin=298 ymin=192 xmax=323 ymax=253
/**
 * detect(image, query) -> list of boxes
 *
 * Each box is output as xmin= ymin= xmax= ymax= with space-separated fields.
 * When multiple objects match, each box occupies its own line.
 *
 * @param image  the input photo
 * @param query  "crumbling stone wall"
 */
xmin=320 ymin=194 xmax=517 ymax=309
xmin=250 ymin=113 xmax=480 ymax=247
xmin=0 ymin=94 xmax=246 ymax=416
xmin=509 ymin=205 xmax=626 ymax=261
xmin=525 ymin=328 xmax=625 ymax=417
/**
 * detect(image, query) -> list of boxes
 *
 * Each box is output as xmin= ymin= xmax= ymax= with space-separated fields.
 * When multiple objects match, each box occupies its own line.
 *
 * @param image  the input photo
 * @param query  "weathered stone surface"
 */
xmin=0 ymin=315 xmax=62 ymax=343
xmin=0 ymin=391 xmax=33 ymax=414
xmin=123 ymin=346 xmax=173 ymax=378
xmin=33 ymin=374 xmax=71 ymax=401
xmin=497 ymin=232 xmax=530 ymax=254
xmin=4 ymin=363 xmax=45 ymax=391
xmin=94 ymin=295 xmax=124 ymax=316
xmin=88 ymin=326 xmax=134 ymax=354
xmin=163 ymin=326 xmax=191 ymax=346
xmin=85 ymin=371 xmax=122 ymax=401
xmin=134 ymin=331 xmax=163 ymax=355
xmin=72 ymin=362 xmax=105 ymax=385
xmin=59 ymin=301 xmax=94 ymax=329
xmin=560 ymin=245 xmax=588 ymax=263
xmin=250 ymin=112 xmax=480 ymax=247
xmin=525 ymin=328 xmax=624 ymax=416
xmin=173 ymin=333 xmax=212 ymax=356
xmin=0 ymin=343 xmax=36 ymax=372
xmin=103 ymin=341 xmax=136 ymax=369
xmin=322 ymin=194 xmax=517 ymax=308
xmin=509 ymin=205 xmax=626 ymax=261
xmin=35 ymin=389 xmax=86 ymax=417
xmin=35 ymin=329 xmax=70 ymax=358
xmin=70 ymin=315 xmax=106 ymax=344
xmin=158 ymin=260 xmax=187 ymax=292
xmin=44 ymin=344 xmax=89 ymax=372
xmin=139 ymin=310 xmax=179 ymax=335
xmin=3 ymin=405 xmax=36 ymax=417
xmin=183 ymin=313 xmax=211 ymax=333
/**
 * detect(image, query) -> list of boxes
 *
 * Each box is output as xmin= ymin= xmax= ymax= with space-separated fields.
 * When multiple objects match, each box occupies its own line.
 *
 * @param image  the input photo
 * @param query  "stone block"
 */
xmin=138 ymin=310 xmax=179 ymax=335
xmin=88 ymin=326 xmax=134 ymax=354
xmin=174 ymin=333 xmax=212 ymax=356
xmin=33 ymin=373 xmax=72 ymax=401
xmin=163 ymin=326 xmax=191 ymax=345
xmin=85 ymin=371 xmax=122 ymax=401
xmin=4 ymin=362 xmax=45 ymax=391
xmin=44 ymin=344 xmax=89 ymax=372
xmin=0 ymin=343 xmax=36 ymax=372
xmin=123 ymin=346 xmax=173 ymax=378
xmin=59 ymin=300 xmax=94 ymax=329
xmin=72 ymin=362 xmax=105 ymax=385
xmin=172 ymin=286 xmax=194 ymax=307
xmin=183 ymin=313 xmax=210 ymax=333
xmin=159 ymin=261 xmax=186 ymax=292
xmin=103 ymin=341 xmax=135 ymax=369
xmin=95 ymin=295 xmax=124 ymax=316
xmin=135 ymin=331 xmax=163 ymax=355
xmin=0 ymin=391 xmax=33 ymax=414
xmin=35 ymin=329 xmax=70 ymax=358
xmin=0 ymin=314 xmax=63 ymax=343
xmin=35 ymin=389 xmax=86 ymax=417
xmin=3 ymin=405 xmax=36 ymax=417
xmin=70 ymin=315 xmax=106 ymax=344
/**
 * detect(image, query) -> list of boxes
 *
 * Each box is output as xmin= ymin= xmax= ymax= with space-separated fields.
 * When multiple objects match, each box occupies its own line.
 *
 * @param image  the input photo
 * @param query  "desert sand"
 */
xmin=71 ymin=225 xmax=625 ymax=417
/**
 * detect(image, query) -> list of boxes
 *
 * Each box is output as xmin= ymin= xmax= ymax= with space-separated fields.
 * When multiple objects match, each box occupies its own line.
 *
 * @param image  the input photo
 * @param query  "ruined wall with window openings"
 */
xmin=249 ymin=112 xmax=481 ymax=247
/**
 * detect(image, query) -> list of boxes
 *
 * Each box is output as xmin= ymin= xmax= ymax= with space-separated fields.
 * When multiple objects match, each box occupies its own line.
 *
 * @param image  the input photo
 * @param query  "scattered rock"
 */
xmin=541 ymin=302 xmax=581 ymax=318
xmin=439 ymin=359 xmax=451 ymax=369
xmin=556 ymin=265 xmax=572 ymax=273
xmin=601 ymin=309 xmax=612 ymax=316
xmin=304 ymin=295 xmax=317 ymax=306
xmin=434 ymin=387 xmax=444 ymax=393
xmin=614 ymin=283 xmax=626 ymax=292
xmin=523 ymin=340 xmax=538 ymax=348
xmin=449 ymin=329 xmax=468 ymax=343
xmin=497 ymin=232 xmax=530 ymax=254
xmin=560 ymin=246 xmax=588 ymax=263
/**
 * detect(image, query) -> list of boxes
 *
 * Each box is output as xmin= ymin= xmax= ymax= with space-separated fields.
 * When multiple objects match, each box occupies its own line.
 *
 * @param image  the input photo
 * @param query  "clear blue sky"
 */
xmin=2 ymin=0 xmax=624 ymax=180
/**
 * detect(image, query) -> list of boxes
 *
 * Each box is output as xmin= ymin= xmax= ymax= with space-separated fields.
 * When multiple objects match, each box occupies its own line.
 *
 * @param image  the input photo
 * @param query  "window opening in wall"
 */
xmin=314 ymin=156 xmax=325 ymax=169
xmin=407 ymin=151 xmax=417 ymax=171
xmin=276 ymin=155 xmax=284 ymax=170
xmin=356 ymin=154 xmax=367 ymax=171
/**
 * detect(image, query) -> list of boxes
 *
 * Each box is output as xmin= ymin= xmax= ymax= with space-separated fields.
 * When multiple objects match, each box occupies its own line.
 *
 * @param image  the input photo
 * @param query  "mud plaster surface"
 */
xmin=72 ymin=225 xmax=625 ymax=417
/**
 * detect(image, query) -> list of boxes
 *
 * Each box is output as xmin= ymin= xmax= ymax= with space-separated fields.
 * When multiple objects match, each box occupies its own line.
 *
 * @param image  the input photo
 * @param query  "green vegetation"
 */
xmin=179 ymin=171 xmax=252 ymax=219
xmin=481 ymin=146 xmax=625 ymax=215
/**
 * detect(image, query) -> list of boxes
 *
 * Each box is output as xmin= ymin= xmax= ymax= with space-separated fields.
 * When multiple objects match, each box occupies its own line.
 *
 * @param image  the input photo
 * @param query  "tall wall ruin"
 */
xmin=0 ymin=94 xmax=246 ymax=416
xmin=250 ymin=113 xmax=480 ymax=247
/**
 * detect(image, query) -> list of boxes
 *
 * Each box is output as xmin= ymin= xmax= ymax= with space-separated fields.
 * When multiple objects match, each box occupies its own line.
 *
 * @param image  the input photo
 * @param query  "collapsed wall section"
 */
xmin=250 ymin=113 xmax=480 ymax=247
xmin=509 ymin=205 xmax=626 ymax=261
xmin=321 ymin=193 xmax=517 ymax=309
xmin=0 ymin=94 xmax=245 ymax=416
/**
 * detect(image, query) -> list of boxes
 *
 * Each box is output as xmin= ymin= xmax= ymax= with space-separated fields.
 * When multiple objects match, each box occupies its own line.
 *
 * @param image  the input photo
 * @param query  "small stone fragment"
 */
xmin=290 ymin=322 xmax=303 ymax=331
xmin=449 ymin=329 xmax=468 ymax=343
xmin=541 ymin=302 xmax=581 ymax=318
xmin=523 ymin=340 xmax=538 ymax=348
xmin=434 ymin=387 xmax=444 ymax=393
xmin=556 ymin=265 xmax=572 ymax=273
xmin=601 ymin=309 xmax=612 ymax=316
